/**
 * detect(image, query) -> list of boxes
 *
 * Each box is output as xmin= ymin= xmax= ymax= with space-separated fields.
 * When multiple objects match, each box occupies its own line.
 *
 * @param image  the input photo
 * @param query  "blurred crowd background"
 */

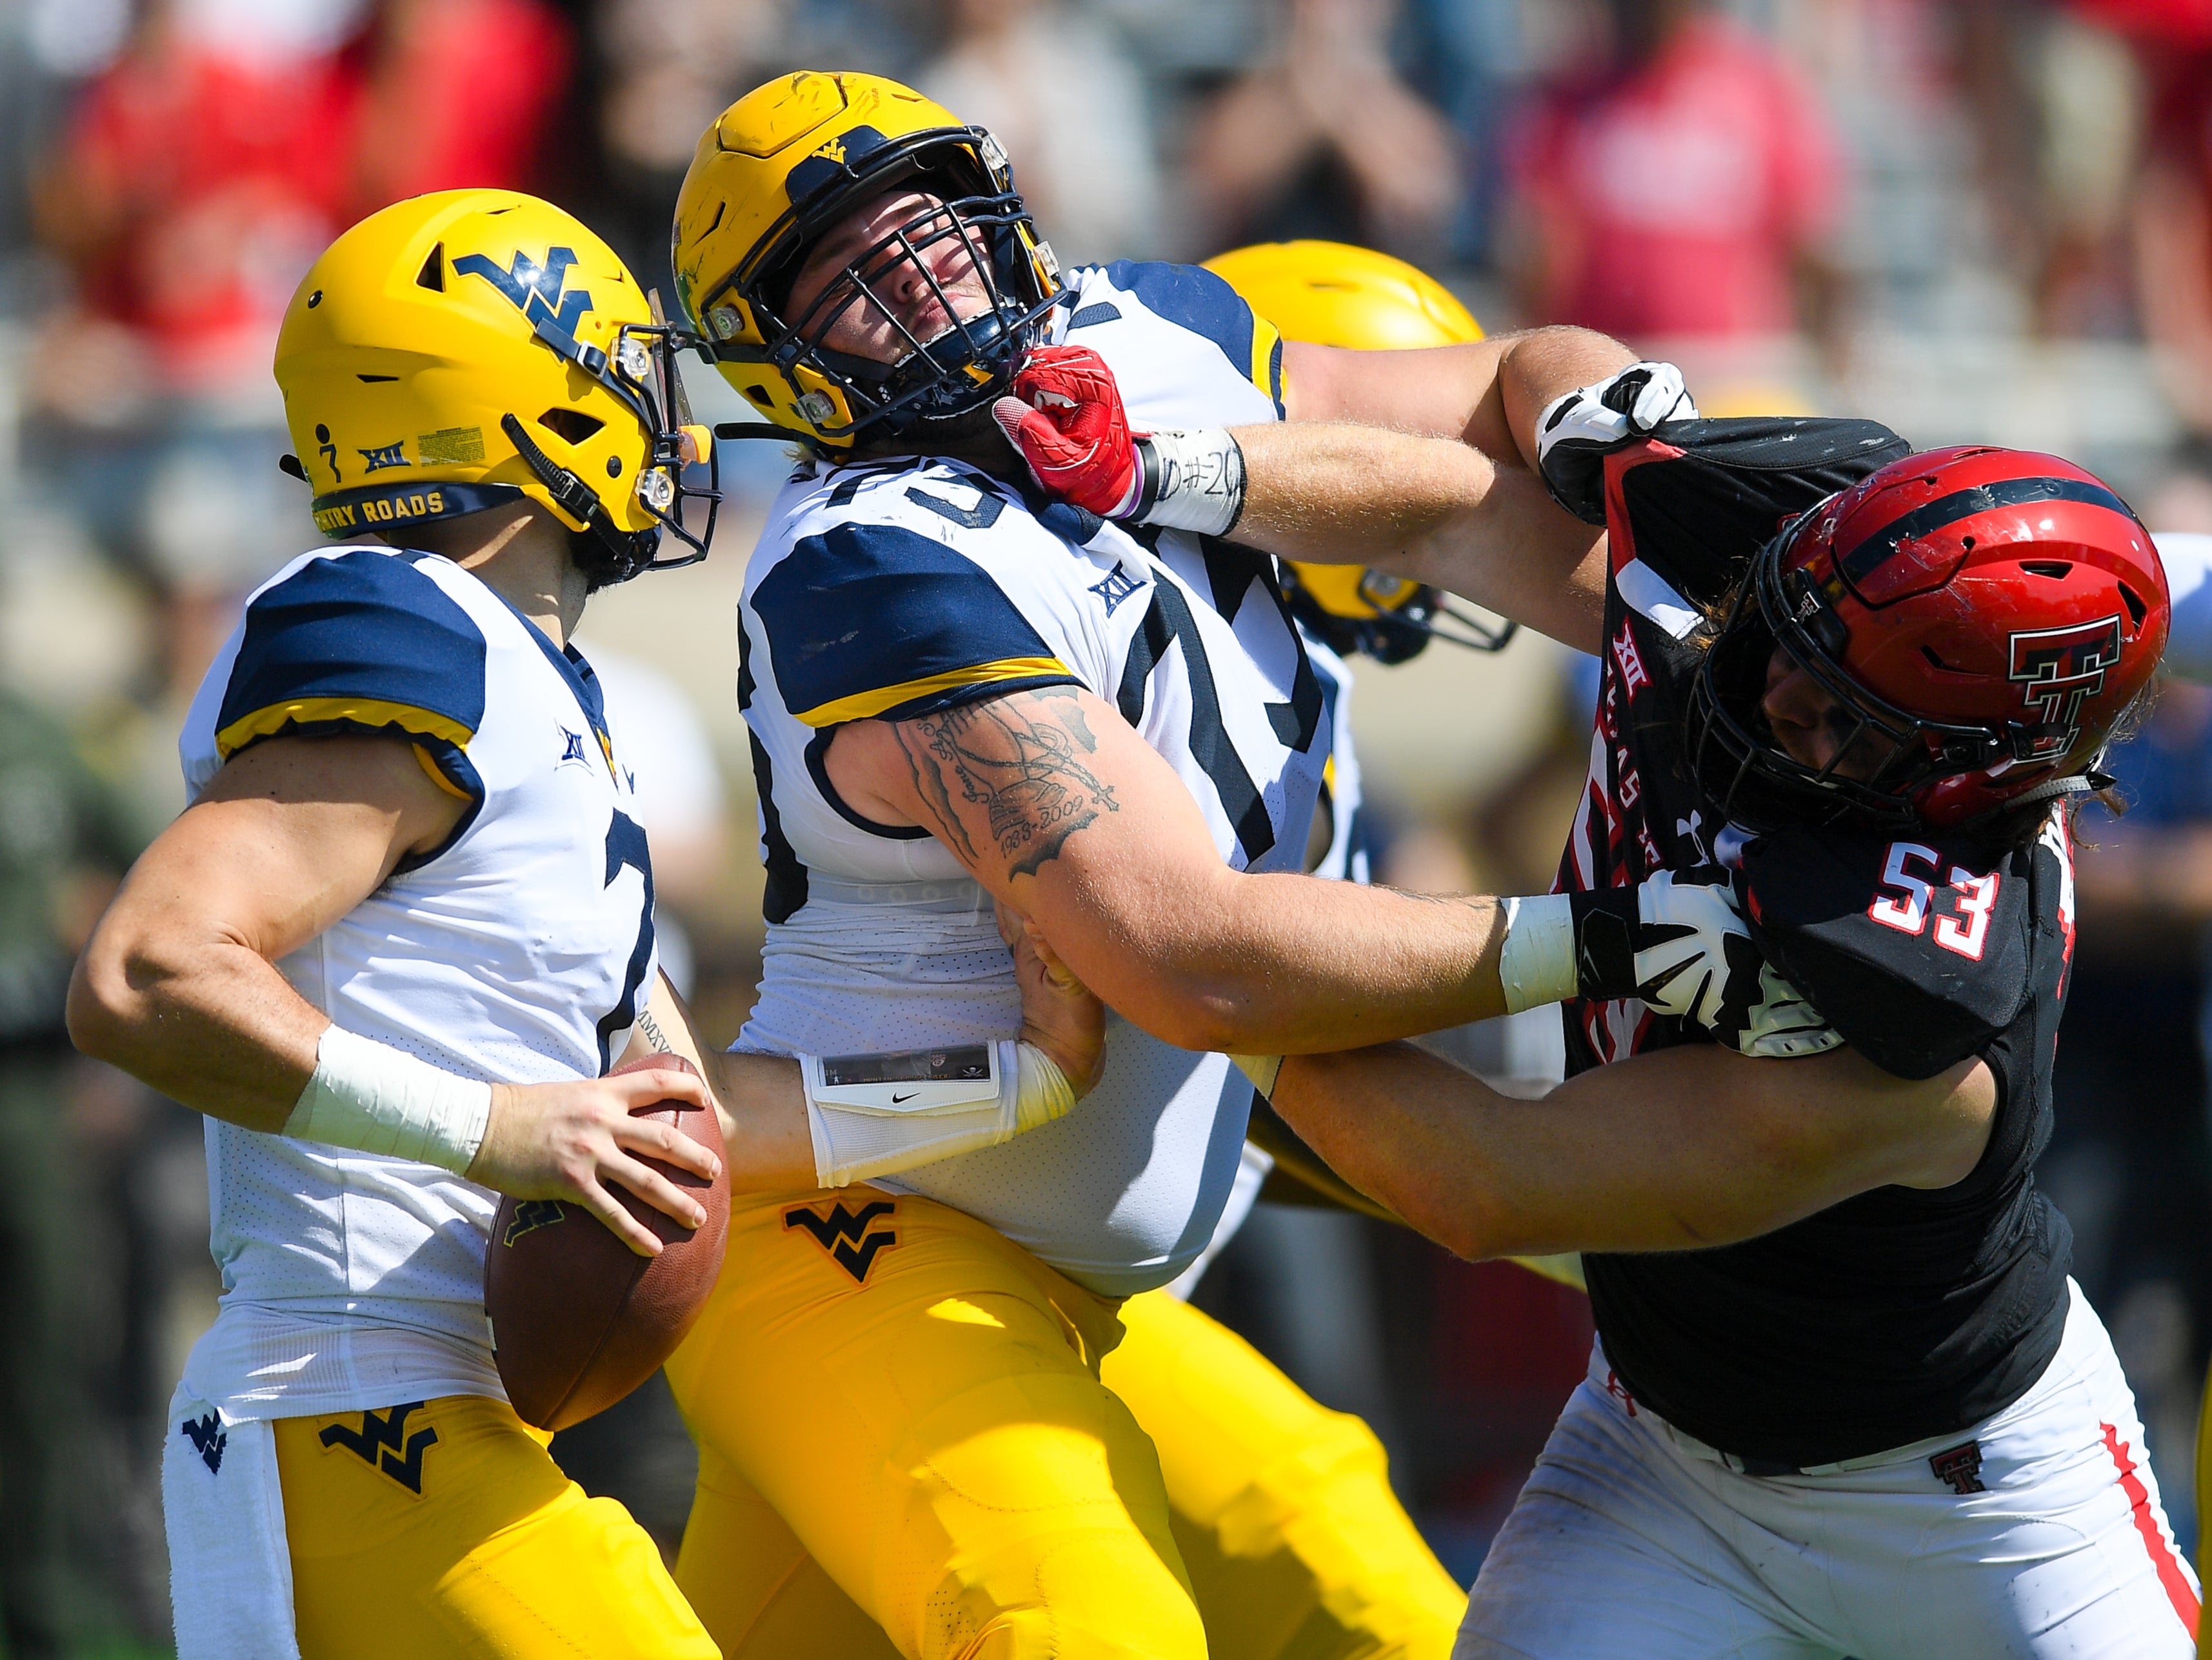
xmin=5 ymin=0 xmax=2212 ymax=1652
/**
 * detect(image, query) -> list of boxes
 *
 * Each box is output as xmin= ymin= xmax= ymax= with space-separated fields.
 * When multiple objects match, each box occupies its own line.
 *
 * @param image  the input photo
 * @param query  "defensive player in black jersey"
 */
xmin=999 ymin=358 xmax=2197 ymax=1655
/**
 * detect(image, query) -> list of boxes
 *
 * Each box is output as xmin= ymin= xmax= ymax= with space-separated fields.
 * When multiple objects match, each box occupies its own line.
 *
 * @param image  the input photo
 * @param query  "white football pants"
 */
xmin=1458 ymin=1281 xmax=2200 ymax=1659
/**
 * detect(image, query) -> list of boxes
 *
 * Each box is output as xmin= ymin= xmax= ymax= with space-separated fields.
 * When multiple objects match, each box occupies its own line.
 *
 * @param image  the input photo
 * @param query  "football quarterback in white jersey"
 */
xmin=648 ymin=71 xmax=1672 ymax=1660
xmin=67 ymin=189 xmax=1097 ymax=1660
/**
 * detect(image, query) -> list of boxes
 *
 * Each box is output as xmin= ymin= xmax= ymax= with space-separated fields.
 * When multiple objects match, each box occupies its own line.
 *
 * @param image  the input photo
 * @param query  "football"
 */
xmin=484 ymin=1053 xmax=730 ymax=1431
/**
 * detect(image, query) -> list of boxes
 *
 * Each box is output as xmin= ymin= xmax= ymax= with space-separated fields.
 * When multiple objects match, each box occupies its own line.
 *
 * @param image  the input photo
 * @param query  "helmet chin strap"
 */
xmin=1957 ymin=766 xmax=2116 ymax=835
xmin=499 ymin=413 xmax=656 ymax=586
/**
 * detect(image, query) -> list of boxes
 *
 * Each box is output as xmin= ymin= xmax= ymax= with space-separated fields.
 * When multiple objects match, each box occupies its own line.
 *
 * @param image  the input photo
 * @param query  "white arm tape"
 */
xmin=1497 ymin=893 xmax=1578 ymax=1015
xmin=801 ymin=1040 xmax=1077 ymax=1188
xmin=1133 ymin=428 xmax=1246 ymax=536
xmin=284 ymin=1025 xmax=492 ymax=1175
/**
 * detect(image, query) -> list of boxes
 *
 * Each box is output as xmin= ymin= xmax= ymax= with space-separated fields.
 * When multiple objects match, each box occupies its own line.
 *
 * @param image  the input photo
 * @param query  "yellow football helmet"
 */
xmin=1204 ymin=240 xmax=1515 ymax=662
xmin=275 ymin=188 xmax=717 ymax=588
xmin=672 ymin=71 xmax=1061 ymax=449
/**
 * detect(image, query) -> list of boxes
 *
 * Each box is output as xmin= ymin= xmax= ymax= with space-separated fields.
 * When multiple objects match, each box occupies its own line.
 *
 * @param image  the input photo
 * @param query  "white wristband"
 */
xmin=284 ymin=1025 xmax=492 ymax=1175
xmin=801 ymin=1039 xmax=1077 ymax=1188
xmin=1497 ymin=894 xmax=1578 ymax=1015
xmin=1132 ymin=428 xmax=1246 ymax=536
xmin=1228 ymin=1054 xmax=1283 ymax=1099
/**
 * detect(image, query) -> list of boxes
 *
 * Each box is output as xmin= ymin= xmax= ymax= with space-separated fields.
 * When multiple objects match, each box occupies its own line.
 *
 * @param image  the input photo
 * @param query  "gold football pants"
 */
xmin=274 ymin=1394 xmax=717 ymax=1659
xmin=1104 ymin=1290 xmax=1464 ymax=1659
xmin=667 ymin=1186 xmax=1462 ymax=1659
xmin=666 ymin=1186 xmax=1207 ymax=1659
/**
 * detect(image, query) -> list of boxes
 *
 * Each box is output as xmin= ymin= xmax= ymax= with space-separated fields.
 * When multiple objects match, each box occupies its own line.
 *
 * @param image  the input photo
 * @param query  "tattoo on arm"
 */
xmin=633 ymin=1008 xmax=673 ymax=1055
xmin=892 ymin=689 xmax=1121 ymax=880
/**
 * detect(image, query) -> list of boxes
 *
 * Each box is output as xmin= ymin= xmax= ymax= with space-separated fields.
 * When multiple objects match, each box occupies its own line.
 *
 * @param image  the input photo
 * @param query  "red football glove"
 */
xmin=991 ymin=345 xmax=1144 ymax=518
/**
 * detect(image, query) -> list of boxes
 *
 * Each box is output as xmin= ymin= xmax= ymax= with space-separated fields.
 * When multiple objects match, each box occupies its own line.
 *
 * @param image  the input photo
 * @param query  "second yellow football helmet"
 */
xmin=1204 ymin=240 xmax=1514 ymax=661
xmin=671 ymin=71 xmax=1062 ymax=449
xmin=275 ymin=189 xmax=717 ymax=588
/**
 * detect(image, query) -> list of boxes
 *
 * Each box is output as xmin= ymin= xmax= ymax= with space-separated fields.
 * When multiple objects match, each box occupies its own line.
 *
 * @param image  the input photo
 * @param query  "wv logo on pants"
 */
xmin=320 ymin=1401 xmax=439 ymax=1494
xmin=784 ymin=1199 xmax=898 ymax=1283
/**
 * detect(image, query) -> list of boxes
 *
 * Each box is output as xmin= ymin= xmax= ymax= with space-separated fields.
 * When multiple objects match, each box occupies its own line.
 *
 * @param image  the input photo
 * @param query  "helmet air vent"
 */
xmin=417 ymin=244 xmax=444 ymax=291
xmin=2021 ymin=560 xmax=2072 ymax=579
xmin=537 ymin=408 xmax=606 ymax=445
xmin=2119 ymin=581 xmax=2149 ymax=628
xmin=356 ymin=374 xmax=398 ymax=383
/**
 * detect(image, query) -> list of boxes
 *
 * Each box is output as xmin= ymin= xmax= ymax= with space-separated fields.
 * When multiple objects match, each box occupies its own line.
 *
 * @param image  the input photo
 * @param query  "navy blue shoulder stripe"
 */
xmin=216 ymin=550 xmax=487 ymax=759
xmin=1099 ymin=261 xmax=1259 ymax=386
xmin=753 ymin=522 xmax=1075 ymax=726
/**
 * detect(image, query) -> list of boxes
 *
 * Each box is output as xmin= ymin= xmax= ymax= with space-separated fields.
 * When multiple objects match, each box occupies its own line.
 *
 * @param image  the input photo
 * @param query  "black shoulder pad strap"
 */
xmin=1739 ymin=824 xmax=2031 ymax=1081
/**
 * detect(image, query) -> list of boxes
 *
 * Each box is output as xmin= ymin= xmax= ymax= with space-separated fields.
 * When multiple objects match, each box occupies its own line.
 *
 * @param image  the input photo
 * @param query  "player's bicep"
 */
xmin=879 ymin=685 xmax=1221 ymax=881
xmin=624 ymin=972 xmax=814 ymax=1189
xmin=839 ymin=685 xmax=1235 ymax=974
xmin=125 ymin=733 xmax=462 ymax=963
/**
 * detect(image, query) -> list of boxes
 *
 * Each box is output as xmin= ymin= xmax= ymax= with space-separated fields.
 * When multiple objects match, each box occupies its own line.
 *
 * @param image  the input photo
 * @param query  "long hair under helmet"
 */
xmin=275 ymin=190 xmax=719 ymax=590
xmin=671 ymin=72 xmax=1062 ymax=449
xmin=1203 ymin=239 xmax=1516 ymax=662
xmin=1682 ymin=444 xmax=2169 ymax=836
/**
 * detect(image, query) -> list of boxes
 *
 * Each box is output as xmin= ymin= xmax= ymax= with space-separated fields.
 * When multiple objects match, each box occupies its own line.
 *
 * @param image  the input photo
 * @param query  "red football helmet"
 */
xmin=1684 ymin=445 xmax=2169 ymax=834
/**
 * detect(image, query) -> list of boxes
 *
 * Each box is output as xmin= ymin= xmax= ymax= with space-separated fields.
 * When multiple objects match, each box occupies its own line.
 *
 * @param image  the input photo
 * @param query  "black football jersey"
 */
xmin=1559 ymin=417 xmax=2078 ymax=1467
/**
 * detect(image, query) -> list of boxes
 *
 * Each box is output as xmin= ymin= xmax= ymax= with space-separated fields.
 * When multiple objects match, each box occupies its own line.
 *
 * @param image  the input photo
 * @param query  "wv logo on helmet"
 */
xmin=453 ymin=246 xmax=594 ymax=336
xmin=2008 ymin=616 xmax=2123 ymax=753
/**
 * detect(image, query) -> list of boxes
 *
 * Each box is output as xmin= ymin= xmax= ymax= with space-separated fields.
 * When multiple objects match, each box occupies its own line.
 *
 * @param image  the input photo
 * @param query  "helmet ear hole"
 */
xmin=537 ymin=408 xmax=605 ymax=445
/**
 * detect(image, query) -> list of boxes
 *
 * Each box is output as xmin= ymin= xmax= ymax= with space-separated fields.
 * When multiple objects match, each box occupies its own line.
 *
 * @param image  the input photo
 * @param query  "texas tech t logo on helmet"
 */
xmin=2008 ymin=616 xmax=2124 ymax=757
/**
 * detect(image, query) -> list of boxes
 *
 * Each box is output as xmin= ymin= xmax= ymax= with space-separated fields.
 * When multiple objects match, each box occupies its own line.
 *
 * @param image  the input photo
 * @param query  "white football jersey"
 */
xmin=739 ymin=260 xmax=1324 ymax=1294
xmin=1302 ymin=635 xmax=1370 ymax=885
xmin=175 ymin=545 xmax=658 ymax=1420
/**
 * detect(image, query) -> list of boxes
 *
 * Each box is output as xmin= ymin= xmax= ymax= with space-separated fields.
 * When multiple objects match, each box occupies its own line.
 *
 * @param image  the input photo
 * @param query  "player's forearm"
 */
xmin=1225 ymin=420 xmax=1498 ymax=566
xmin=1053 ymin=868 xmax=1510 ymax=1055
xmin=626 ymin=976 xmax=816 ymax=1190
xmin=1265 ymin=1042 xmax=1989 ymax=1261
xmin=68 ymin=921 xmax=323 ymax=1132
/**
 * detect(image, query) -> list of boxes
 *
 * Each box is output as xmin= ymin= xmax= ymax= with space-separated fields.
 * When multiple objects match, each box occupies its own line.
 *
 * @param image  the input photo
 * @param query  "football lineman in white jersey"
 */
xmin=67 ymin=188 xmax=1098 ymax=1660
xmin=648 ymin=71 xmax=1675 ymax=1660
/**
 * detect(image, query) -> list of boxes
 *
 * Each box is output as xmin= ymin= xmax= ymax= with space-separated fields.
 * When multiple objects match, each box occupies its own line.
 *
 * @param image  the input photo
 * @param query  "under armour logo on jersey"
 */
xmin=453 ymin=246 xmax=593 ymax=339
xmin=1675 ymin=810 xmax=1711 ymax=867
xmin=358 ymin=441 xmax=408 ymax=474
xmin=557 ymin=726 xmax=590 ymax=766
xmin=180 ymin=1412 xmax=226 ymax=1475
xmin=2008 ymin=615 xmax=2122 ymax=755
xmin=1929 ymin=1439 xmax=1986 ymax=1494
xmin=319 ymin=1401 xmax=439 ymax=1494
xmin=1090 ymin=561 xmax=1144 ymax=617
xmin=784 ymin=1199 xmax=897 ymax=1283
xmin=503 ymin=1198 xmax=568 ymax=1246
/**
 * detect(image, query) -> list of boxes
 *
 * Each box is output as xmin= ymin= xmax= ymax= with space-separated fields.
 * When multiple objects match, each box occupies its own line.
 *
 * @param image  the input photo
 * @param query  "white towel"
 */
xmin=162 ymin=1383 xmax=302 ymax=1660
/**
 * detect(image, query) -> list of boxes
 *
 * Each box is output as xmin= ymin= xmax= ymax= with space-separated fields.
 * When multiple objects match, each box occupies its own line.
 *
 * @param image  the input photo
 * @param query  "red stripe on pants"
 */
xmin=2101 ymin=1421 xmax=2201 ymax=1637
